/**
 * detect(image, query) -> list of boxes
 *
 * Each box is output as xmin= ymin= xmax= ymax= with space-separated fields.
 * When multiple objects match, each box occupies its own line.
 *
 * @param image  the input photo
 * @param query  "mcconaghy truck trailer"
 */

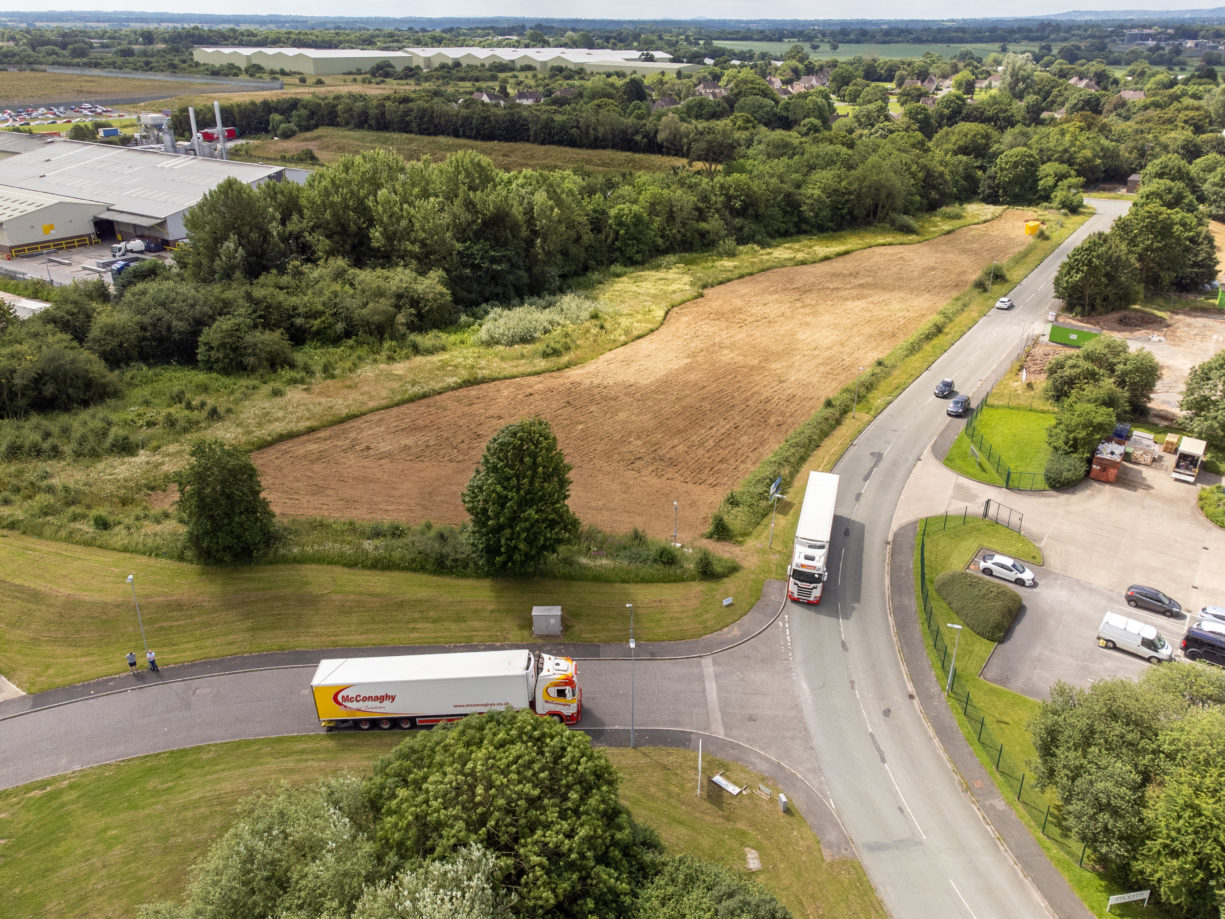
xmin=311 ymin=648 xmax=581 ymax=730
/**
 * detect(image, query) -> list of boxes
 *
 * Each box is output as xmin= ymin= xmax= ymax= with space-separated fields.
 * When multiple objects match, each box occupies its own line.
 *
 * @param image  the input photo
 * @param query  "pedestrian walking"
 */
xmin=146 ymin=649 xmax=159 ymax=673
xmin=126 ymin=651 xmax=137 ymax=673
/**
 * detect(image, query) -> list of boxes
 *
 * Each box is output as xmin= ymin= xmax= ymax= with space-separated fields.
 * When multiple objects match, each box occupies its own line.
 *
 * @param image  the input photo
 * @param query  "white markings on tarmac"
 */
xmin=948 ymin=878 xmax=980 ymax=918
xmin=701 ymin=655 xmax=725 ymax=737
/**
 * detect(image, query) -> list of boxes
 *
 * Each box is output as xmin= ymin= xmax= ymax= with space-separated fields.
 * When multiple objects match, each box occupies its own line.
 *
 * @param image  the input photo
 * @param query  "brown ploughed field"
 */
xmin=254 ymin=215 xmax=1033 ymax=542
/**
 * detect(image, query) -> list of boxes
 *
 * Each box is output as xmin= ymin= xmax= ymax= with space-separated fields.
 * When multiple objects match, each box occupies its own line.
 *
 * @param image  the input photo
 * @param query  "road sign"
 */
xmin=769 ymin=476 xmax=782 ymax=499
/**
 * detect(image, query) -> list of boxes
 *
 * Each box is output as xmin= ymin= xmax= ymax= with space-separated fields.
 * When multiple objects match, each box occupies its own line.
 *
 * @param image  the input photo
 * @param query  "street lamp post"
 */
xmin=672 ymin=500 xmax=678 ymax=546
xmin=126 ymin=574 xmax=149 ymax=654
xmin=945 ymin=623 xmax=964 ymax=695
xmin=853 ymin=366 xmax=865 ymax=418
xmin=627 ymin=602 xmax=636 ymax=749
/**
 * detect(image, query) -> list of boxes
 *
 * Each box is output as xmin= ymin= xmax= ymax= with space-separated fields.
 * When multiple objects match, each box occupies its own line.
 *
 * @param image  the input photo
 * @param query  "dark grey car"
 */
xmin=934 ymin=378 xmax=955 ymax=398
xmin=1125 ymin=584 xmax=1182 ymax=617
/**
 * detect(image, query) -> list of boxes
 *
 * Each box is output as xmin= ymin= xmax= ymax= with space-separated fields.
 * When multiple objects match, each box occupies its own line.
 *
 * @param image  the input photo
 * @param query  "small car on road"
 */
xmin=947 ymin=394 xmax=971 ymax=417
xmin=979 ymin=553 xmax=1036 ymax=586
xmin=994 ymin=297 xmax=1015 ymax=310
xmin=934 ymin=378 xmax=955 ymax=398
xmin=1125 ymin=585 xmax=1182 ymax=618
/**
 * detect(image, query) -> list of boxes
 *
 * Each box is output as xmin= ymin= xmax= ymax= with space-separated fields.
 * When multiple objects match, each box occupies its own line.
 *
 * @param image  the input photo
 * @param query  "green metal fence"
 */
xmin=918 ymin=517 xmax=1090 ymax=868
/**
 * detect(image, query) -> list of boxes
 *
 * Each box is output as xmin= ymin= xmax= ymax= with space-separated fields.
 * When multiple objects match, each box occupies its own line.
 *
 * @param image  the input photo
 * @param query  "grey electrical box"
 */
xmin=532 ymin=605 xmax=563 ymax=637
xmin=778 ymin=793 xmax=789 ymax=814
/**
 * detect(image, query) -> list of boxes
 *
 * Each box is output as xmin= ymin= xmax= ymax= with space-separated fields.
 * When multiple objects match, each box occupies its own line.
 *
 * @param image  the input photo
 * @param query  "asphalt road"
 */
xmin=0 ymin=201 xmax=1131 ymax=918
xmin=795 ymin=198 xmax=1131 ymax=918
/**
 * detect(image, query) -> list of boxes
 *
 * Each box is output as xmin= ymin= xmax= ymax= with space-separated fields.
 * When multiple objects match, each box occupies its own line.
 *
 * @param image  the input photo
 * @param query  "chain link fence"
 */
xmin=918 ymin=516 xmax=1091 ymax=868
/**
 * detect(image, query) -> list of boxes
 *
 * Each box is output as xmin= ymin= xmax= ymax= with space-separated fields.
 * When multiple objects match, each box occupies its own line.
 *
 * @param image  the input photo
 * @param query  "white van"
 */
xmin=1097 ymin=611 xmax=1173 ymax=663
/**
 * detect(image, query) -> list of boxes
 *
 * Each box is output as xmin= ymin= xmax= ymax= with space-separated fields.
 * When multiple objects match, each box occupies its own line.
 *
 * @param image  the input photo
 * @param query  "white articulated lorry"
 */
xmin=787 ymin=471 xmax=840 ymax=605
xmin=311 ymin=648 xmax=581 ymax=730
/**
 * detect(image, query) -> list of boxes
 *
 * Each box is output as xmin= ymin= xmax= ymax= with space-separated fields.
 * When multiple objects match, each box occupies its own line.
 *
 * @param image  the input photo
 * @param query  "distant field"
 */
xmin=0 ymin=69 xmax=252 ymax=108
xmin=717 ymin=40 xmax=1041 ymax=60
xmin=239 ymin=125 xmax=689 ymax=173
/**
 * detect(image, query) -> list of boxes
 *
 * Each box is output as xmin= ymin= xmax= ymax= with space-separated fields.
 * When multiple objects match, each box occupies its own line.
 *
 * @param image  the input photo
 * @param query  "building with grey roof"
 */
xmin=0 ymin=139 xmax=284 ymax=257
xmin=194 ymin=46 xmax=415 ymax=75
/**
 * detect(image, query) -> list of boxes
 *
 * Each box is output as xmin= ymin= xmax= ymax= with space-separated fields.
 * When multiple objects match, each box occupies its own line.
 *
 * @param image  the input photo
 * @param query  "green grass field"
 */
xmin=944 ymin=405 xmax=1055 ymax=486
xmin=238 ymin=126 xmax=690 ymax=173
xmin=0 ymin=737 xmax=884 ymax=919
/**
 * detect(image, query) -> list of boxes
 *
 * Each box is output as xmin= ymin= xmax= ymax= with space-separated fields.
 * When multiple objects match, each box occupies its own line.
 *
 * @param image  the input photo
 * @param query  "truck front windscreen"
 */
xmin=790 ymin=568 xmax=822 ymax=584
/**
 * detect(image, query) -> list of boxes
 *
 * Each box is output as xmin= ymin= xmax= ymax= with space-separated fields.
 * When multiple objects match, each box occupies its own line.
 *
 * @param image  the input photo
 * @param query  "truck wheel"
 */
xmin=1188 ymin=649 xmax=1203 ymax=661
xmin=398 ymin=718 xmax=415 ymax=729
xmin=357 ymin=719 xmax=373 ymax=730
xmin=548 ymin=713 xmax=565 ymax=724
xmin=1148 ymin=656 xmax=1161 ymax=664
xmin=377 ymin=719 xmax=394 ymax=730
xmin=1103 ymin=640 xmax=1115 ymax=650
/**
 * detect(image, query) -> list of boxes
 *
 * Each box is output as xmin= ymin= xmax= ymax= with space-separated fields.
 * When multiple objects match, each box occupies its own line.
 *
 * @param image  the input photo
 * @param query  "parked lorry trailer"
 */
xmin=787 ymin=471 xmax=840 ymax=605
xmin=310 ymin=648 xmax=581 ymax=730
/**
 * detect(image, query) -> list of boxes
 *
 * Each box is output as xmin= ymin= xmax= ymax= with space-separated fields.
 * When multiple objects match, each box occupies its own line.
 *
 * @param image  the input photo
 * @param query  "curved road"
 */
xmin=0 ymin=201 xmax=1129 ymax=918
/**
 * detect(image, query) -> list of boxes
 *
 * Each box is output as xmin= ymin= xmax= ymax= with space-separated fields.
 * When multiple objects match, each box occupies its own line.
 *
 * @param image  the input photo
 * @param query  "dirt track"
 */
xmin=254 ymin=214 xmax=1035 ymax=541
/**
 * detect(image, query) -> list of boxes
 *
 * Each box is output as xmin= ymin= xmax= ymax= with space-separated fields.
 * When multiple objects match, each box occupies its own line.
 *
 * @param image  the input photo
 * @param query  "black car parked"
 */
xmin=947 ymin=394 xmax=971 ymax=417
xmin=1182 ymin=625 xmax=1225 ymax=667
xmin=1125 ymin=584 xmax=1182 ymax=618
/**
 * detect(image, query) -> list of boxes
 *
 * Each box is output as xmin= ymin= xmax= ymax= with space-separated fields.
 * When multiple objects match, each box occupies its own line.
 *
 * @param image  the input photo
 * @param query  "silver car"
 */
xmin=1197 ymin=606 xmax=1225 ymax=626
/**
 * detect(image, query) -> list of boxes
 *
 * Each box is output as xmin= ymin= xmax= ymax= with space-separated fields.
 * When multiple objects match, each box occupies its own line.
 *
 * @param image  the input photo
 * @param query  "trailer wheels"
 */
xmin=398 ymin=718 xmax=415 ymax=730
xmin=376 ymin=718 xmax=394 ymax=730
xmin=356 ymin=719 xmax=373 ymax=730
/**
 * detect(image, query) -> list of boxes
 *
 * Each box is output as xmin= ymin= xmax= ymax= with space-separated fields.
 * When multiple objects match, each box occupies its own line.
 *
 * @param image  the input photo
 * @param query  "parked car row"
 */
xmin=1 ymin=101 xmax=125 ymax=128
xmin=1098 ymin=587 xmax=1225 ymax=666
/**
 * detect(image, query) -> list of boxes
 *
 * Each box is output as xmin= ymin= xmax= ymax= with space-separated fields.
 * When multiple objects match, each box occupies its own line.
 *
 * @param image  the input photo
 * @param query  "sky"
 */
xmin=0 ymin=1 xmax=1217 ymax=21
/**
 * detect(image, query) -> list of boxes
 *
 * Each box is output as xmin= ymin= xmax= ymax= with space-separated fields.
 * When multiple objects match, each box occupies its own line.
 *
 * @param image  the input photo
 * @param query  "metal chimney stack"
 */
xmin=213 ymin=100 xmax=228 ymax=160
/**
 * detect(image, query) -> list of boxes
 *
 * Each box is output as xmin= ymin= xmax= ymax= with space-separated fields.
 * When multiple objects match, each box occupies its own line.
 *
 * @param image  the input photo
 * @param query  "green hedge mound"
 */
xmin=935 ymin=569 xmax=1024 ymax=642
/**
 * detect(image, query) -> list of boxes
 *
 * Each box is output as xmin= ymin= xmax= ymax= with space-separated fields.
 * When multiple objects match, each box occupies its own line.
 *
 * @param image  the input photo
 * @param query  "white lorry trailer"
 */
xmin=310 ymin=648 xmax=581 ymax=730
xmin=787 ymin=471 xmax=840 ymax=605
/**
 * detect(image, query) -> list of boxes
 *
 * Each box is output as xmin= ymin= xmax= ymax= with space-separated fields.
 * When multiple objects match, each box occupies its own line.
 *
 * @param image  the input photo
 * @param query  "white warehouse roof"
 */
xmin=0 ymin=185 xmax=103 ymax=222
xmin=0 ymin=140 xmax=283 ymax=222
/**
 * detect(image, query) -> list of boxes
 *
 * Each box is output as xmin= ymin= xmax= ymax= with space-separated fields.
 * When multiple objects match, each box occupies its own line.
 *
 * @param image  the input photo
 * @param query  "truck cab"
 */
xmin=788 ymin=540 xmax=828 ymax=604
xmin=536 ymin=653 xmax=582 ymax=724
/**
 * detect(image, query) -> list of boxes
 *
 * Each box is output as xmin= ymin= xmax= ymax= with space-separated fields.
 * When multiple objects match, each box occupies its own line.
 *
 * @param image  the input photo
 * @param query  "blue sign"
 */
xmin=769 ymin=476 xmax=782 ymax=499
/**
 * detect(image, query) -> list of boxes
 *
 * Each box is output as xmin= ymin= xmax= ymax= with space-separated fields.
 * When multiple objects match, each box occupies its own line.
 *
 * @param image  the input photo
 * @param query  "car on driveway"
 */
xmin=1125 ymin=584 xmax=1182 ymax=617
xmin=947 ymin=394 xmax=971 ymax=417
xmin=934 ymin=378 xmax=955 ymax=398
xmin=995 ymin=297 xmax=1015 ymax=310
xmin=980 ymin=553 xmax=1036 ymax=586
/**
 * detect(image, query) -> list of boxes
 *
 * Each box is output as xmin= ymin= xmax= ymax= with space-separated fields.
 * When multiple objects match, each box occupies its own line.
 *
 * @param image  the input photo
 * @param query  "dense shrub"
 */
xmin=0 ymin=327 xmax=117 ymax=417
xmin=1044 ymin=451 xmax=1088 ymax=488
xmin=935 ymin=569 xmax=1023 ymax=641
xmin=476 ymin=294 xmax=597 ymax=347
xmin=197 ymin=314 xmax=294 ymax=374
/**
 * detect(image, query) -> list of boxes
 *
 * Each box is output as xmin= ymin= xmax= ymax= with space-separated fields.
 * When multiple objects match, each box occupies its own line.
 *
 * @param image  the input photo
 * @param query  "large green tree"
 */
xmin=175 ymin=439 xmax=276 ymax=564
xmin=1052 ymin=231 xmax=1139 ymax=316
xmin=1180 ymin=351 xmax=1225 ymax=452
xmin=366 ymin=709 xmax=652 ymax=919
xmin=461 ymin=417 xmax=579 ymax=573
xmin=178 ymin=177 xmax=288 ymax=282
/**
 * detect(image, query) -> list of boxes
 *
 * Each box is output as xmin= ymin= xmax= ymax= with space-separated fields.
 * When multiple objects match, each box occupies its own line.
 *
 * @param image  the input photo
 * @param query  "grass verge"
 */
xmin=913 ymin=516 xmax=1165 ymax=919
xmin=0 ymin=737 xmax=885 ymax=919
xmin=1199 ymin=484 xmax=1225 ymax=529
xmin=943 ymin=406 xmax=1055 ymax=486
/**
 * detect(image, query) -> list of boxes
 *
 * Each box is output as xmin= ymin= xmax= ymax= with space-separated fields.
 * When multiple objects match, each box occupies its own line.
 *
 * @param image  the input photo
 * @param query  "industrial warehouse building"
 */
xmin=0 ymin=139 xmax=285 ymax=258
xmin=194 ymin=45 xmax=698 ymax=76
xmin=194 ymin=46 xmax=416 ymax=75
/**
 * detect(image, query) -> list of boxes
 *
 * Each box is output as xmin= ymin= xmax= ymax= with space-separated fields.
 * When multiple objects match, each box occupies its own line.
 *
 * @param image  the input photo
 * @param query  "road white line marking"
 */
xmin=949 ymin=878 xmax=979 ymax=918
xmin=701 ymin=656 xmax=725 ymax=737
xmin=885 ymin=762 xmax=926 ymax=840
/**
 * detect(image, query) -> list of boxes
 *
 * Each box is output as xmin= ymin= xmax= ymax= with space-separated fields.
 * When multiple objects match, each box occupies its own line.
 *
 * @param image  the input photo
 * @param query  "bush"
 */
xmin=1044 ymin=451 xmax=1087 ymax=489
xmin=705 ymin=513 xmax=733 ymax=541
xmin=1199 ymin=484 xmax=1225 ymax=529
xmin=694 ymin=549 xmax=717 ymax=578
xmin=887 ymin=212 xmax=919 ymax=234
xmin=935 ymin=570 xmax=1023 ymax=641
xmin=476 ymin=294 xmax=599 ymax=347
xmin=972 ymin=263 xmax=1009 ymax=291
